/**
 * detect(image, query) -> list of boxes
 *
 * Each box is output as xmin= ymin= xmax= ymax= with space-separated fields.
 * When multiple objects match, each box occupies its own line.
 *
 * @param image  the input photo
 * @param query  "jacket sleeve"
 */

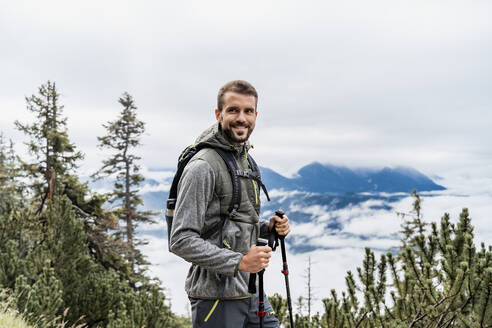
xmin=169 ymin=159 xmax=243 ymax=277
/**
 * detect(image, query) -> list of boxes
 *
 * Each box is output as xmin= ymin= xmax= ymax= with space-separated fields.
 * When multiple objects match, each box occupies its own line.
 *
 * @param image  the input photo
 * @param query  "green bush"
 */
xmin=269 ymin=192 xmax=491 ymax=328
xmin=0 ymin=197 xmax=183 ymax=327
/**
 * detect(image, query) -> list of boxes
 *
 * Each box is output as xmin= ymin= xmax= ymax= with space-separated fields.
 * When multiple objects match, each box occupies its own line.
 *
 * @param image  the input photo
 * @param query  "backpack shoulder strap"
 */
xmin=212 ymin=147 xmax=241 ymax=218
xmin=166 ymin=144 xmax=206 ymax=247
xmin=167 ymin=144 xmax=243 ymax=240
xmin=200 ymin=147 xmax=242 ymax=241
xmin=246 ymin=154 xmax=270 ymax=202
xmin=168 ymin=143 xmax=209 ymax=206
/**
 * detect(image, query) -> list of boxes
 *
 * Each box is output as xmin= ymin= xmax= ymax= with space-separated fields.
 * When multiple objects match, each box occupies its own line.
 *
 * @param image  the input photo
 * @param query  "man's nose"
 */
xmin=236 ymin=110 xmax=247 ymax=122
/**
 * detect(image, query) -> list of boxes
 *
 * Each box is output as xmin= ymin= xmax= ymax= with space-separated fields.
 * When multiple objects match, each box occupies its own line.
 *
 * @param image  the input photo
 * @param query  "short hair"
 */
xmin=217 ymin=80 xmax=258 ymax=112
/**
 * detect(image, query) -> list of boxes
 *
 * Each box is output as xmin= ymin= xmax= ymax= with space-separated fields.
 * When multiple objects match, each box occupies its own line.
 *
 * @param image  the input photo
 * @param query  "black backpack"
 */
xmin=165 ymin=144 xmax=270 ymax=248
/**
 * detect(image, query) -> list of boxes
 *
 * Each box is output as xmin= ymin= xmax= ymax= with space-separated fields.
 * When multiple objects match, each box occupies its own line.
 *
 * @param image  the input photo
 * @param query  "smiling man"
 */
xmin=216 ymin=88 xmax=257 ymax=145
xmin=169 ymin=80 xmax=290 ymax=327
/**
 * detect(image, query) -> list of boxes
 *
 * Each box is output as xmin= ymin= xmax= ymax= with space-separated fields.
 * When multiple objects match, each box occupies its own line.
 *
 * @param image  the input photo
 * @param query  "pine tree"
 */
xmin=93 ymin=92 xmax=156 ymax=275
xmin=0 ymin=83 xmax=186 ymax=327
xmin=305 ymin=256 xmax=315 ymax=318
xmin=1 ymin=193 xmax=182 ymax=327
xmin=13 ymin=81 xmax=125 ymax=273
xmin=14 ymin=81 xmax=84 ymax=210
xmin=397 ymin=189 xmax=427 ymax=248
xmin=0 ymin=133 xmax=24 ymax=207
xmin=320 ymin=191 xmax=492 ymax=328
xmin=268 ymin=293 xmax=288 ymax=326
xmin=0 ymin=133 xmax=13 ymax=188
xmin=14 ymin=265 xmax=64 ymax=324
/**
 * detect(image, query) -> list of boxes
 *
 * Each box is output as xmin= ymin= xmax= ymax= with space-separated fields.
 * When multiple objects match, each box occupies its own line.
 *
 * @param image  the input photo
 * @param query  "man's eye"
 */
xmin=227 ymin=108 xmax=238 ymax=113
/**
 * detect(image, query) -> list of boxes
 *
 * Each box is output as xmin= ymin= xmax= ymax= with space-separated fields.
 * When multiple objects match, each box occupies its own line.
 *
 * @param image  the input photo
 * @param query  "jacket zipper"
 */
xmin=252 ymin=180 xmax=259 ymax=204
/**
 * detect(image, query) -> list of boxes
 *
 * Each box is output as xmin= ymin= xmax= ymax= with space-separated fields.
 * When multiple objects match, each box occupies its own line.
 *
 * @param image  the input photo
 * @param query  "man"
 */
xmin=170 ymin=80 xmax=291 ymax=327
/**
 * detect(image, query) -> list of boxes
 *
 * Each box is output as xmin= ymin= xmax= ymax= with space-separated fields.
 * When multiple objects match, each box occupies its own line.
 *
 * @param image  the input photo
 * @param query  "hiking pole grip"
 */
xmin=275 ymin=210 xmax=294 ymax=328
xmin=256 ymin=238 xmax=268 ymax=247
xmin=274 ymin=210 xmax=286 ymax=241
xmin=274 ymin=210 xmax=288 ymax=270
xmin=249 ymin=238 xmax=268 ymax=294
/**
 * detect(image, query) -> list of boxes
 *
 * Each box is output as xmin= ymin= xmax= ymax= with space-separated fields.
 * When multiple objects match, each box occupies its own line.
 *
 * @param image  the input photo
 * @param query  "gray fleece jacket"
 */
xmin=169 ymin=122 xmax=271 ymax=300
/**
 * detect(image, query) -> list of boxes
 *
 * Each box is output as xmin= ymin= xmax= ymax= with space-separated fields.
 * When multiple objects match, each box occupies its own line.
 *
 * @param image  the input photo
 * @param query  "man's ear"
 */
xmin=215 ymin=108 xmax=221 ymax=121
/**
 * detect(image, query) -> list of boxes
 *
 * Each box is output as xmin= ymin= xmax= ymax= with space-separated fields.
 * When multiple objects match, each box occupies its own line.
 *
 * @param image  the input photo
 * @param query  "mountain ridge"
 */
xmin=260 ymin=162 xmax=445 ymax=194
xmin=88 ymin=162 xmax=445 ymax=216
xmin=120 ymin=162 xmax=446 ymax=253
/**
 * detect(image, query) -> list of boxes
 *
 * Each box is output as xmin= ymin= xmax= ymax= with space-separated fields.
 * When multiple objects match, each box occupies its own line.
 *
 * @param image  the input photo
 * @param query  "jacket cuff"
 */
xmin=233 ymin=254 xmax=243 ymax=277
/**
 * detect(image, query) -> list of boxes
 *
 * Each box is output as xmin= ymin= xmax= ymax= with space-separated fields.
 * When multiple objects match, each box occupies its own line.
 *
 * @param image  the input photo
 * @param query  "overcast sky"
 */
xmin=2 ymin=1 xmax=492 ymax=316
xmin=1 ymin=0 xmax=491 ymax=178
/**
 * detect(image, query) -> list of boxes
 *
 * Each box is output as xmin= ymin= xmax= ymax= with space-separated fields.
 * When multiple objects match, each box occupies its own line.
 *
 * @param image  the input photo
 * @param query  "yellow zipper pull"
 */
xmin=223 ymin=239 xmax=232 ymax=249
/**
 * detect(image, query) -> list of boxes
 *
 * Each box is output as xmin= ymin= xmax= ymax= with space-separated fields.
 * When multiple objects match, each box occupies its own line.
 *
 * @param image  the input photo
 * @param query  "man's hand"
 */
xmin=238 ymin=244 xmax=272 ymax=273
xmin=269 ymin=213 xmax=290 ymax=236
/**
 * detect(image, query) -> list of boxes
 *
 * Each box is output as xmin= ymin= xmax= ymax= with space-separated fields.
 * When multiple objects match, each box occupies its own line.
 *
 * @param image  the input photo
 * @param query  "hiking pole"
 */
xmin=275 ymin=210 xmax=295 ymax=328
xmin=256 ymin=238 xmax=268 ymax=328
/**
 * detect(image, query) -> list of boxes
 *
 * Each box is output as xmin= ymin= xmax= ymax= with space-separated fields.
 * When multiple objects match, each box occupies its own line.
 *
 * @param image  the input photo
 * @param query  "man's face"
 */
xmin=215 ymin=92 xmax=258 ymax=146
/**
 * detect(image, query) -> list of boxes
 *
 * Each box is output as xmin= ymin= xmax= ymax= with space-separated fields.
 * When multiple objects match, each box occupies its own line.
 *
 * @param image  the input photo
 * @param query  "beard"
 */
xmin=221 ymin=121 xmax=254 ymax=145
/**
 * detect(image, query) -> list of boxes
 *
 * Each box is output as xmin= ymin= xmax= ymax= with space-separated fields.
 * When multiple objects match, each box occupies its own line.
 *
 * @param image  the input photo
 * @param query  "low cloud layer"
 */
xmin=140 ymin=173 xmax=492 ymax=315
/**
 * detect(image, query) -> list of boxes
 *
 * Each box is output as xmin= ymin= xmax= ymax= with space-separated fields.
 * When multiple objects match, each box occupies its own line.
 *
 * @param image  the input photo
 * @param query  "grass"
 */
xmin=0 ymin=297 xmax=33 ymax=328
xmin=0 ymin=311 xmax=34 ymax=328
xmin=0 ymin=289 xmax=86 ymax=328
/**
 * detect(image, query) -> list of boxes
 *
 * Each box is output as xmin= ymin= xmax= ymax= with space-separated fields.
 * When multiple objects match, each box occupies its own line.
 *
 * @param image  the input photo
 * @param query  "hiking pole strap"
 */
xmin=268 ymin=210 xmax=287 ymax=251
xmin=268 ymin=227 xmax=279 ymax=251
xmin=248 ymin=273 xmax=256 ymax=294
xmin=274 ymin=210 xmax=288 ymax=257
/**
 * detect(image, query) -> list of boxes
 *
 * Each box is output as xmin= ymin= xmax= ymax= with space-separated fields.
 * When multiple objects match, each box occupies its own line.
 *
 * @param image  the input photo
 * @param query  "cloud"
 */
xmin=289 ymin=222 xmax=325 ymax=239
xmin=2 ymin=1 xmax=492 ymax=317
xmin=310 ymin=234 xmax=398 ymax=251
xmin=139 ymin=183 xmax=171 ymax=194
xmin=142 ymin=168 xmax=175 ymax=181
xmin=1 ymin=1 xmax=492 ymax=179
xmin=139 ymin=234 xmax=191 ymax=313
xmin=342 ymin=211 xmax=401 ymax=237
xmin=289 ymin=203 xmax=332 ymax=223
xmin=140 ymin=233 xmax=370 ymax=317
xmin=138 ymin=171 xmax=492 ymax=316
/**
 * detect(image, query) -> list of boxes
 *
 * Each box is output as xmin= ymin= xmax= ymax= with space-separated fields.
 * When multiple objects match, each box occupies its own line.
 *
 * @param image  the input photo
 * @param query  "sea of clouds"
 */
xmin=139 ymin=169 xmax=492 ymax=316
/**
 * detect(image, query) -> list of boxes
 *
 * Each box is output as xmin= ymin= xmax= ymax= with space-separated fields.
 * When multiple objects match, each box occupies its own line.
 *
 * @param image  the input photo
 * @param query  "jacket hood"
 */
xmin=195 ymin=122 xmax=251 ymax=154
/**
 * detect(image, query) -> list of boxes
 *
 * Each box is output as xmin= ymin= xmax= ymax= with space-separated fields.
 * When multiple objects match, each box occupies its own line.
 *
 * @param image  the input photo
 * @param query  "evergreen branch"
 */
xmin=409 ymin=310 xmax=427 ymax=327
xmin=383 ymin=303 xmax=395 ymax=321
xmin=71 ymin=204 xmax=92 ymax=218
xmin=479 ymin=283 xmax=489 ymax=328
xmin=407 ymin=247 xmax=437 ymax=303
xmin=354 ymin=311 xmax=367 ymax=328
xmin=36 ymin=188 xmax=49 ymax=215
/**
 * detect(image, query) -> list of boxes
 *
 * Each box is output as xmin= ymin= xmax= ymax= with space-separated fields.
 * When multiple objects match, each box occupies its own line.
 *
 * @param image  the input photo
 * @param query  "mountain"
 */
xmin=90 ymin=162 xmax=445 ymax=253
xmin=91 ymin=162 xmax=444 ymax=215
xmin=260 ymin=162 xmax=445 ymax=194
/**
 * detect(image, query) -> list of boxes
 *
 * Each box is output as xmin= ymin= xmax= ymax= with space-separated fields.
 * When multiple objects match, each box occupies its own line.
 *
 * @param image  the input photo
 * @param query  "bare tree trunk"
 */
xmin=125 ymin=157 xmax=134 ymax=273
xmin=48 ymin=169 xmax=56 ymax=200
xmin=307 ymin=256 xmax=312 ymax=318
